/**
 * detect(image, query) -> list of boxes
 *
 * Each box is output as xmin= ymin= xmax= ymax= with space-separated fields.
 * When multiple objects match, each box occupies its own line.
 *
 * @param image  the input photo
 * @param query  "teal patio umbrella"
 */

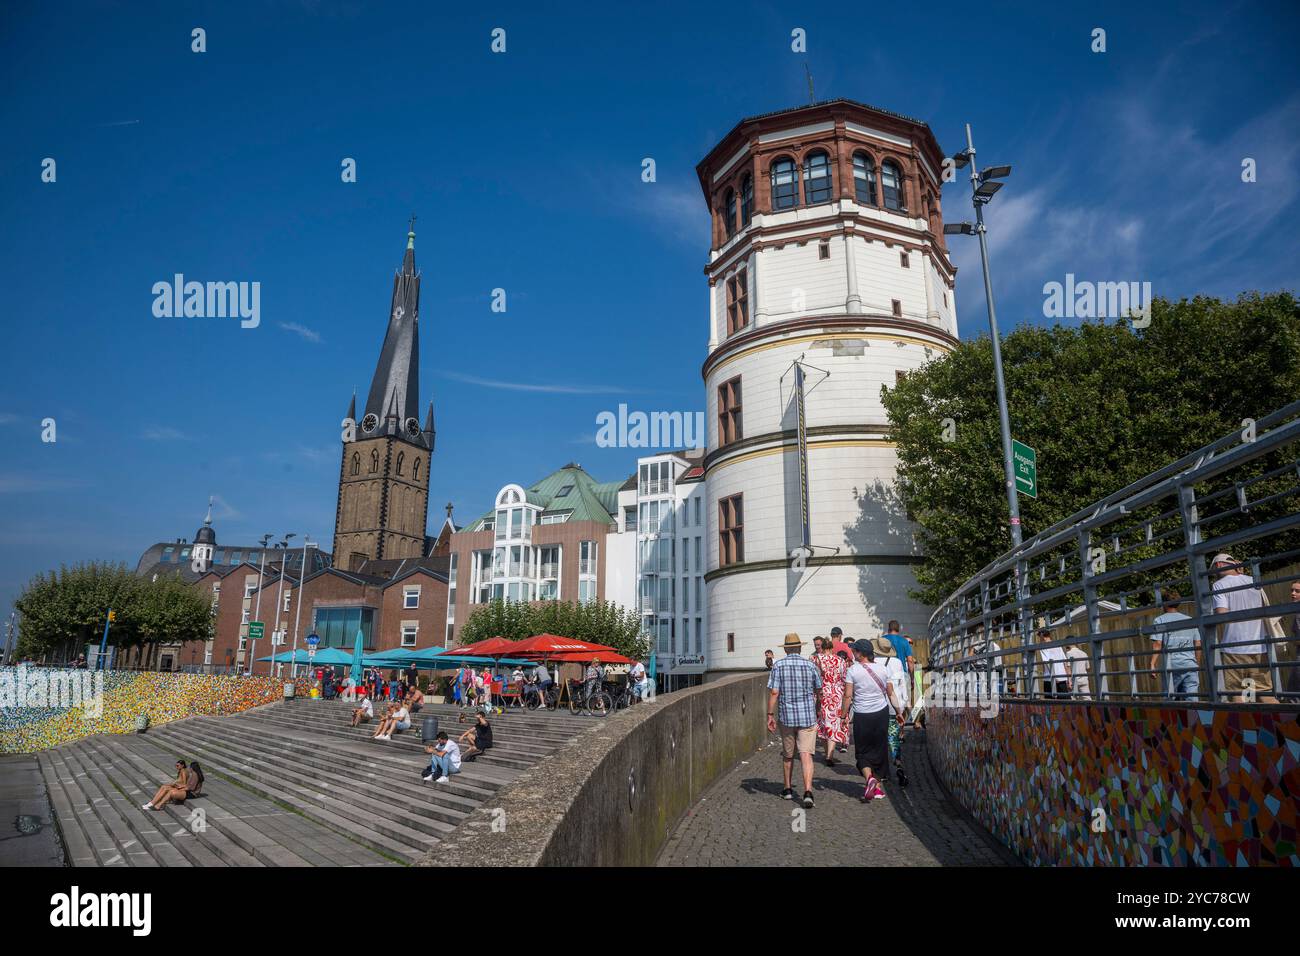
xmin=350 ymin=628 xmax=365 ymax=685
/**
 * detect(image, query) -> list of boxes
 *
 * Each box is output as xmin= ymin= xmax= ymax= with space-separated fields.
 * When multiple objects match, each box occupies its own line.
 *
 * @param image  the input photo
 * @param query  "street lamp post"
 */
xmin=288 ymin=538 xmax=315 ymax=682
xmin=945 ymin=123 xmax=1022 ymax=549
xmin=247 ymin=533 xmax=272 ymax=677
xmin=271 ymin=534 xmax=295 ymax=677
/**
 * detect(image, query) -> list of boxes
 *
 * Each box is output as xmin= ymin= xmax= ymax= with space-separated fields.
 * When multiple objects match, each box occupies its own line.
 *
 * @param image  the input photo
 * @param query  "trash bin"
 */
xmin=421 ymin=716 xmax=440 ymax=743
xmin=134 ymin=714 xmax=149 ymax=734
xmin=283 ymin=682 xmax=296 ymax=702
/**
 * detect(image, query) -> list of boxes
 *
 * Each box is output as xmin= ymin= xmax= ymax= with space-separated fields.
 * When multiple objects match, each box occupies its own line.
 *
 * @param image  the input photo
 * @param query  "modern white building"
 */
xmin=613 ymin=452 xmax=707 ymax=689
xmin=695 ymin=99 xmax=959 ymax=672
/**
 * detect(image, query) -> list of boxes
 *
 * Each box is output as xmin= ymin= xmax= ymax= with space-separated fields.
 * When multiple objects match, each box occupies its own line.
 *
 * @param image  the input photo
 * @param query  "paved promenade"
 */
xmin=657 ymin=727 xmax=1018 ymax=867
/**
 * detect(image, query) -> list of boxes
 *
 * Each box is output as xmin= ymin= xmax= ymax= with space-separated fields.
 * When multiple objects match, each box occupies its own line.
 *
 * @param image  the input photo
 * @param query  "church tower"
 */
xmin=333 ymin=223 xmax=436 ymax=571
xmin=191 ymin=497 xmax=216 ymax=575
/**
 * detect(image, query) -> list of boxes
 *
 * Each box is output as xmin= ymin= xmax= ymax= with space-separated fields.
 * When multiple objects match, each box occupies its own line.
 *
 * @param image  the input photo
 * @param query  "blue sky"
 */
xmin=1 ymin=0 xmax=1297 ymax=619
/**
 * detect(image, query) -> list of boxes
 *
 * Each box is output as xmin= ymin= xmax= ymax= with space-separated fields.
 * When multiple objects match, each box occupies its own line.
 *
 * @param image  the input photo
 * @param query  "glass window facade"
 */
xmin=313 ymin=607 xmax=376 ymax=649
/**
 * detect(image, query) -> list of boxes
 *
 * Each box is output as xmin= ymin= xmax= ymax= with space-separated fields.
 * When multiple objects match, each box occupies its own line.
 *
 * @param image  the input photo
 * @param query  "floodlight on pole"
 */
xmin=944 ymin=122 xmax=1023 ymax=549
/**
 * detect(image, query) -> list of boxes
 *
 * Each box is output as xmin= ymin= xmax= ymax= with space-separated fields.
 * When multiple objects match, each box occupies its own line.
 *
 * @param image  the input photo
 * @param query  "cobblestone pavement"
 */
xmin=657 ymin=727 xmax=1019 ymax=867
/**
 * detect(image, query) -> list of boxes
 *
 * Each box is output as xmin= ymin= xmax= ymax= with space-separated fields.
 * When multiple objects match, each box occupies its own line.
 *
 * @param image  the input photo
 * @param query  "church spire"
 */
xmin=423 ymin=400 xmax=436 ymax=452
xmin=359 ymin=223 xmax=426 ymax=448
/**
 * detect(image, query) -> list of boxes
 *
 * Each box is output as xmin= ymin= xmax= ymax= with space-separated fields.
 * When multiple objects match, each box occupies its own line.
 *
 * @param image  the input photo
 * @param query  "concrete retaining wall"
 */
xmin=421 ymin=672 xmax=769 ymax=867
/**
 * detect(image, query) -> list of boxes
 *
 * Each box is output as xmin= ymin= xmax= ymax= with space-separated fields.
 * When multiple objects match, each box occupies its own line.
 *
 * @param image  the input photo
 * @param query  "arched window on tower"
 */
xmin=881 ymin=161 xmax=906 ymax=212
xmin=413 ymin=458 xmax=422 ymax=481
xmin=770 ymin=157 xmax=798 ymax=210
xmin=369 ymin=448 xmax=379 ymax=473
xmin=853 ymin=152 xmax=878 ymax=206
xmin=724 ymin=188 xmax=737 ymax=238
xmin=350 ymin=452 xmax=360 ymax=476
xmin=740 ymin=174 xmax=753 ymax=225
xmin=396 ymin=451 xmax=405 ymax=476
xmin=802 ymin=150 xmax=832 ymax=204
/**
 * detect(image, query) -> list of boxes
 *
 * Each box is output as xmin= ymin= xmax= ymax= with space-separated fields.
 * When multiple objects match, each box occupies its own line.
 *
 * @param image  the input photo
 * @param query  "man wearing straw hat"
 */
xmin=766 ymin=632 xmax=822 ymax=809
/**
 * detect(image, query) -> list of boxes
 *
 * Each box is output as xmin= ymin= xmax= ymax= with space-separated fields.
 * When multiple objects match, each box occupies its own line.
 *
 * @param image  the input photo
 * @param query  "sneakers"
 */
xmin=802 ymin=791 xmax=814 ymax=809
xmin=861 ymin=778 xmax=885 ymax=802
xmin=781 ymin=787 xmax=794 ymax=800
xmin=141 ymin=803 xmax=153 ymax=810
xmin=897 ymin=766 xmax=909 ymax=788
xmin=435 ymin=775 xmax=451 ymax=784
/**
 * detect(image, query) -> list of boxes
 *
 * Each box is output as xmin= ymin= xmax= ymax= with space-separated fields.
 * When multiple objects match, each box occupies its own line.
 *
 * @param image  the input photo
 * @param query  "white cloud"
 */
xmin=440 ymin=371 xmax=637 ymax=395
xmin=279 ymin=322 xmax=323 ymax=344
xmin=141 ymin=426 xmax=191 ymax=441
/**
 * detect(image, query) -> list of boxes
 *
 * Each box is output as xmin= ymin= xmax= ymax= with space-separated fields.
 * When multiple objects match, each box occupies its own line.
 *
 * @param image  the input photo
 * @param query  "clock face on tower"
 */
xmin=404 ymin=417 xmax=421 ymax=438
xmin=361 ymin=413 xmax=379 ymax=433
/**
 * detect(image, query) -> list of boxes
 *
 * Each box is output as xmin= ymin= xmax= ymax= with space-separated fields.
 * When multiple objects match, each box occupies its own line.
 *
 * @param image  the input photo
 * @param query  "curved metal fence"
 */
xmin=927 ymin=400 xmax=1300 ymax=704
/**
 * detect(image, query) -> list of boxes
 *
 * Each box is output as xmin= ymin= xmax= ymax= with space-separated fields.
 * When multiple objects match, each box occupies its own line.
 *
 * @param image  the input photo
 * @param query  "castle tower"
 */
xmin=191 ymin=496 xmax=216 ymax=575
xmin=333 ymin=224 xmax=436 ymax=571
xmin=695 ymin=100 xmax=958 ymax=670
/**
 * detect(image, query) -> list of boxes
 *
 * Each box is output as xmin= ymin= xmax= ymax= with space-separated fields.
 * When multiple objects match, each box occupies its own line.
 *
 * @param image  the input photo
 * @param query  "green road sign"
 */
xmin=248 ymin=621 xmax=265 ymax=640
xmin=1012 ymin=440 xmax=1038 ymax=499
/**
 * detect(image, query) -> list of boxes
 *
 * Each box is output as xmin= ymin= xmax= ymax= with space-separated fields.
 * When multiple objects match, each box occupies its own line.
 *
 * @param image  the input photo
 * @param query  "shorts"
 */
xmin=1222 ymin=653 xmax=1272 ymax=695
xmin=778 ymin=723 xmax=817 ymax=758
xmin=394 ymin=720 xmax=411 ymax=731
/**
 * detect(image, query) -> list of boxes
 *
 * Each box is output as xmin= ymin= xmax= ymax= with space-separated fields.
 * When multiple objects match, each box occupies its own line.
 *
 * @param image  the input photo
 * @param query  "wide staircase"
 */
xmin=35 ymin=699 xmax=595 ymax=867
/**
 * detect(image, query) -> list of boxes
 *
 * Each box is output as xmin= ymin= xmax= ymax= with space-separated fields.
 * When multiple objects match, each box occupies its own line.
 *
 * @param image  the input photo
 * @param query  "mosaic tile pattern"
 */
xmin=928 ymin=702 xmax=1300 ymax=866
xmin=0 ymin=667 xmax=308 ymax=754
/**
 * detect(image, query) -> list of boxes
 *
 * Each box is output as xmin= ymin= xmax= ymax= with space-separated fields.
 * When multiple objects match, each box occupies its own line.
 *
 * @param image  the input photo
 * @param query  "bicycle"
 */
xmin=523 ymin=682 xmax=559 ymax=711
xmin=567 ymin=678 xmax=612 ymax=717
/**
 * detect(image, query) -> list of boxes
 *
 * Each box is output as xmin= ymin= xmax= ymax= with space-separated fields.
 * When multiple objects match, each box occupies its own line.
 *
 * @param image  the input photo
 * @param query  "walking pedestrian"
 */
xmin=811 ymin=638 xmax=848 ymax=765
xmin=883 ymin=620 xmax=916 ymax=678
xmin=842 ymin=639 xmax=904 ymax=803
xmin=871 ymin=637 xmax=909 ymax=784
xmin=766 ymin=633 xmax=822 ymax=809
xmin=1150 ymin=590 xmax=1201 ymax=700
xmin=1211 ymin=553 xmax=1279 ymax=703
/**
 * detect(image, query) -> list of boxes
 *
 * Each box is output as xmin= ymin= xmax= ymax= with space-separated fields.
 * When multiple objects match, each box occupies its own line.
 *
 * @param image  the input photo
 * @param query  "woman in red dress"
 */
xmin=811 ymin=637 xmax=848 ymax=765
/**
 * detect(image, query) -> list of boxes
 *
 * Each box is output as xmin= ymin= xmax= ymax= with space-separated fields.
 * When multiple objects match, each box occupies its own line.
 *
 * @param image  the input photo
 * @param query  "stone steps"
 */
xmin=34 ymin=694 xmax=592 ymax=867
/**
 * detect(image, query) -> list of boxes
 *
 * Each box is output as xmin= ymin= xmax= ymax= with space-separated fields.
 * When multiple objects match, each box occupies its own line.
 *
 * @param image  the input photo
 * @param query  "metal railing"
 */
xmin=928 ymin=401 xmax=1300 ymax=704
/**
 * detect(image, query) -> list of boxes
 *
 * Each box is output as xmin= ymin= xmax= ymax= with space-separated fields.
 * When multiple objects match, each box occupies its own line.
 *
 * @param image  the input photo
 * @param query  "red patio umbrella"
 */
xmin=506 ymin=634 xmax=619 ymax=657
xmin=547 ymin=650 xmax=633 ymax=664
xmin=455 ymin=637 xmax=518 ymax=657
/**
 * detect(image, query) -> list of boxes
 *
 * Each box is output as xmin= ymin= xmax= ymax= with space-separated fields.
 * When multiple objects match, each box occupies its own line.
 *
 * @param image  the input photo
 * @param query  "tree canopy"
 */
xmin=458 ymin=598 xmax=650 ymax=661
xmin=14 ymin=563 xmax=213 ymax=660
xmin=881 ymin=292 xmax=1300 ymax=606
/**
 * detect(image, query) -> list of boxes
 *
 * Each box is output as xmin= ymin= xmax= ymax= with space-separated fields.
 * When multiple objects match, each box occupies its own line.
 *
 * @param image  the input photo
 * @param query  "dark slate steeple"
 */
xmin=359 ymin=221 xmax=429 ymax=449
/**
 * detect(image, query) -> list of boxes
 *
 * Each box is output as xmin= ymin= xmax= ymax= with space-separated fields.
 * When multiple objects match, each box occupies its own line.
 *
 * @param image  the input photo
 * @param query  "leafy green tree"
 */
xmin=14 ymin=562 xmax=213 ymax=661
xmin=881 ymin=292 xmax=1300 ymax=605
xmin=459 ymin=599 xmax=649 ymax=661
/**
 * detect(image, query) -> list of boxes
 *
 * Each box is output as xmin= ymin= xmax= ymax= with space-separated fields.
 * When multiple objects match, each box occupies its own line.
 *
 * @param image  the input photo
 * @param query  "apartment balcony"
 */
xmin=540 ymin=563 xmax=559 ymax=580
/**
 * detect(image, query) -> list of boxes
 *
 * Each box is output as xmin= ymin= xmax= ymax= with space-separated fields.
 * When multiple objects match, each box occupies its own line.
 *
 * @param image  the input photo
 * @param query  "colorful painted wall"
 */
xmin=0 ymin=667 xmax=307 ymax=754
xmin=927 ymin=701 xmax=1300 ymax=866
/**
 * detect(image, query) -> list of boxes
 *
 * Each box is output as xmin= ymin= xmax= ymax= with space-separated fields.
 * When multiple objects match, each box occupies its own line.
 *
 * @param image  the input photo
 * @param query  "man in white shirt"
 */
xmin=628 ymin=659 xmax=650 ymax=702
xmin=1036 ymin=629 xmax=1070 ymax=698
xmin=422 ymin=732 xmax=462 ymax=784
xmin=1064 ymin=643 xmax=1091 ymax=698
xmin=1211 ymin=552 xmax=1277 ymax=703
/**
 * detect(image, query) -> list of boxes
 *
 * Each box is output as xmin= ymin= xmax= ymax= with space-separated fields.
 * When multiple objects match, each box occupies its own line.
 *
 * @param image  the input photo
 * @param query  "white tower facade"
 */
xmin=697 ymin=100 xmax=959 ymax=671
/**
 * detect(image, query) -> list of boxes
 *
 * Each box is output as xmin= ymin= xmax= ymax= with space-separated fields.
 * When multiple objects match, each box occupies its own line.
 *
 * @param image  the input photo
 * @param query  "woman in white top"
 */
xmin=841 ymin=639 xmax=904 ymax=802
xmin=872 ymin=638 xmax=909 ymax=780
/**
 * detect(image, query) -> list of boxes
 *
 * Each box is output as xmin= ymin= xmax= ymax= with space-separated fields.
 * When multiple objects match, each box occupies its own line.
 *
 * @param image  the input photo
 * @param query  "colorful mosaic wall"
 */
xmin=928 ymin=701 xmax=1300 ymax=866
xmin=0 ymin=667 xmax=308 ymax=754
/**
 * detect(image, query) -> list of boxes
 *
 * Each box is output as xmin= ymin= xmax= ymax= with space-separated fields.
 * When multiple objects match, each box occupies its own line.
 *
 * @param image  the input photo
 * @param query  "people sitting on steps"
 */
xmin=142 ymin=759 xmax=202 ymax=811
xmin=422 ymin=732 xmax=462 ymax=785
xmin=351 ymin=694 xmax=373 ymax=728
xmin=372 ymin=701 xmax=411 ymax=741
xmin=459 ymin=713 xmax=493 ymax=762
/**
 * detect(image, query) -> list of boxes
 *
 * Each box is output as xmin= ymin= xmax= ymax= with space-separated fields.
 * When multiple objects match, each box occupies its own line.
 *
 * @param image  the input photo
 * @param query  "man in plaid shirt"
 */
xmin=767 ymin=632 xmax=822 ymax=808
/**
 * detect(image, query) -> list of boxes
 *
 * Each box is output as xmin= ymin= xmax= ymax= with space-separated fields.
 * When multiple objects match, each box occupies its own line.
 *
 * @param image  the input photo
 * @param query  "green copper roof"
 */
xmin=462 ymin=463 xmax=625 ymax=531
